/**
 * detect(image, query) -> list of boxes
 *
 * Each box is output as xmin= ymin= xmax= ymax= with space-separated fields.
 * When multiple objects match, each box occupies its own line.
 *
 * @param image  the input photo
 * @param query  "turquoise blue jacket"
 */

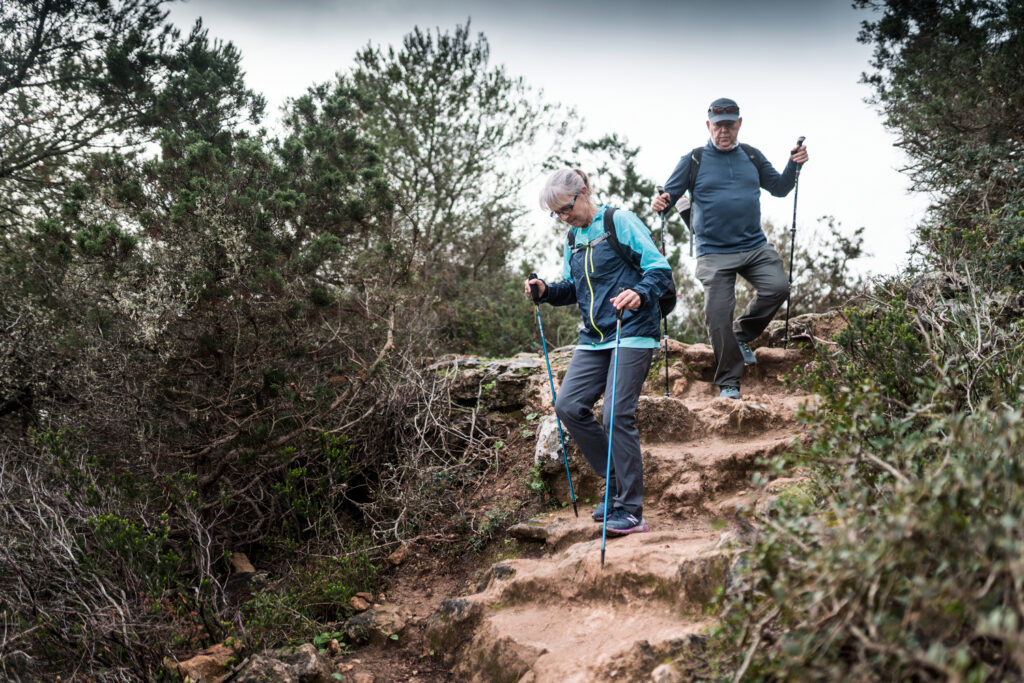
xmin=541 ymin=206 xmax=672 ymax=349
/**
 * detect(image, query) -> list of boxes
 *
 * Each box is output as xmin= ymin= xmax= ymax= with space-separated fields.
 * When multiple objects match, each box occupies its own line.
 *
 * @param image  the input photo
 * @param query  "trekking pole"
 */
xmin=600 ymin=300 xmax=625 ymax=568
xmin=529 ymin=273 xmax=578 ymax=518
xmin=655 ymin=185 xmax=670 ymax=396
xmin=782 ymin=136 xmax=806 ymax=348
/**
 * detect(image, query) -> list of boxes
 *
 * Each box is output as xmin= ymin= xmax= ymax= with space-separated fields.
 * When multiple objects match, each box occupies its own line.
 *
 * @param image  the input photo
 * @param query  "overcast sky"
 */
xmin=166 ymin=0 xmax=929 ymax=276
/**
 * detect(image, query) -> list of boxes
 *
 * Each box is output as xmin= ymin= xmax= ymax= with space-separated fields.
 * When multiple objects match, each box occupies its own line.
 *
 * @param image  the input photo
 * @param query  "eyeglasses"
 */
xmin=550 ymin=192 xmax=580 ymax=219
xmin=708 ymin=105 xmax=739 ymax=115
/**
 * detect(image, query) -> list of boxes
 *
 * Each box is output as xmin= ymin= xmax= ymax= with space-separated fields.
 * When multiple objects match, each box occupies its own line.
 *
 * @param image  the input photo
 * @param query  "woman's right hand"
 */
xmin=524 ymin=277 xmax=546 ymax=301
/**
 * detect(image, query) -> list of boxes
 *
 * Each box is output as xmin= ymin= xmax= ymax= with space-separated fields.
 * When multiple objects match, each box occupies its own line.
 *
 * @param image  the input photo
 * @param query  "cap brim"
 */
xmin=708 ymin=113 xmax=739 ymax=123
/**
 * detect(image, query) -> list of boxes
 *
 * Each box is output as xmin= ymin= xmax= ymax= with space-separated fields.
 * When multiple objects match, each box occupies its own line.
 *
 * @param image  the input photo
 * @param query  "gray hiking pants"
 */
xmin=695 ymin=244 xmax=789 ymax=389
xmin=554 ymin=347 xmax=653 ymax=516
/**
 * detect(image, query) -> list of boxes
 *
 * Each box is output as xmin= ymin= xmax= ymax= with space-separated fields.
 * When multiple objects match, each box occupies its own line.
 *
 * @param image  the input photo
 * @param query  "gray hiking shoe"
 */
xmin=604 ymin=507 xmax=648 ymax=535
xmin=591 ymin=480 xmax=617 ymax=522
xmin=720 ymin=385 xmax=741 ymax=400
xmin=738 ymin=339 xmax=757 ymax=365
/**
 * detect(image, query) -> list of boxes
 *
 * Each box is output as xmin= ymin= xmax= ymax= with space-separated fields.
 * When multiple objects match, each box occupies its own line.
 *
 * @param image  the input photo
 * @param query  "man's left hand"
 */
xmin=610 ymin=289 xmax=642 ymax=311
xmin=791 ymin=145 xmax=809 ymax=165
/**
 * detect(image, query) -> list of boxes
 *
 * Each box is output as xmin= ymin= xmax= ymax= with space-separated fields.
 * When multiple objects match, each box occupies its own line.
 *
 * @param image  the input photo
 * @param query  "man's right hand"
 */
xmin=524 ymin=277 xmax=546 ymax=301
xmin=651 ymin=192 xmax=670 ymax=213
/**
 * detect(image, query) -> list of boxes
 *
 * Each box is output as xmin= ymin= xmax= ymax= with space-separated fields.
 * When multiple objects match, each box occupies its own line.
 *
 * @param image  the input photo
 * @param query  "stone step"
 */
xmin=655 ymin=342 xmax=806 ymax=393
xmin=448 ymin=603 xmax=711 ymax=683
xmin=484 ymin=530 xmax=727 ymax=610
xmin=426 ymin=513 xmax=728 ymax=682
xmin=541 ymin=427 xmax=802 ymax=510
xmin=644 ymin=432 xmax=796 ymax=513
xmin=636 ymin=392 xmax=808 ymax=443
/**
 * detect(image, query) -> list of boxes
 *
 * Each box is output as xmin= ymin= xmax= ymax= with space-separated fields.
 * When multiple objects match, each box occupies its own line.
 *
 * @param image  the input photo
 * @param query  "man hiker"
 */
xmin=652 ymin=97 xmax=809 ymax=400
xmin=526 ymin=168 xmax=672 ymax=534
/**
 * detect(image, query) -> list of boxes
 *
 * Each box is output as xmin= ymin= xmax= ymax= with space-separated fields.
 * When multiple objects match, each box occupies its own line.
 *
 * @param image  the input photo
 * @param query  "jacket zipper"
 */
xmin=584 ymin=243 xmax=604 ymax=342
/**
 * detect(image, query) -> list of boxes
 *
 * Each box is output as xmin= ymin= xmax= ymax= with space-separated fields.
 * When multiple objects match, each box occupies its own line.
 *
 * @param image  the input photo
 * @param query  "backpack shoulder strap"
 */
xmin=682 ymin=148 xmax=703 ymax=257
xmin=738 ymin=143 xmax=760 ymax=170
xmin=687 ymin=147 xmax=703 ymax=197
xmin=602 ymin=208 xmax=643 ymax=276
xmin=566 ymin=227 xmax=575 ymax=250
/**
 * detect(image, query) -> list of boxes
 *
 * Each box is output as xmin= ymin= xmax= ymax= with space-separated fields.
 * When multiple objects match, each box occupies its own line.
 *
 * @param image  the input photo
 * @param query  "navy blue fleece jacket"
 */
xmin=662 ymin=140 xmax=797 ymax=256
xmin=541 ymin=206 xmax=672 ymax=349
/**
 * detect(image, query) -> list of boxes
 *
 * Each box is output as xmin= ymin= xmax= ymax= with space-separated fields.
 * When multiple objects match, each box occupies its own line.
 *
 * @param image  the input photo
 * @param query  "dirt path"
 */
xmin=415 ymin=342 xmax=813 ymax=682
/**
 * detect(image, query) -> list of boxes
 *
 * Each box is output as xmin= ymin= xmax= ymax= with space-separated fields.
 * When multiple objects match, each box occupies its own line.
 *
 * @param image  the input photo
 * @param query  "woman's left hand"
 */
xmin=610 ymin=289 xmax=642 ymax=311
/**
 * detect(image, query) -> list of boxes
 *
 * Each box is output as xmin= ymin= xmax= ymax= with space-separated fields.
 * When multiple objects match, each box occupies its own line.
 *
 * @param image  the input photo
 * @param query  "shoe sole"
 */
xmin=605 ymin=521 xmax=649 ymax=535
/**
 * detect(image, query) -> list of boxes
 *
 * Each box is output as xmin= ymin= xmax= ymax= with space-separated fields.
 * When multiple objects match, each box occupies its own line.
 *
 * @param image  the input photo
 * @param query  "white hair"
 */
xmin=539 ymin=168 xmax=590 ymax=211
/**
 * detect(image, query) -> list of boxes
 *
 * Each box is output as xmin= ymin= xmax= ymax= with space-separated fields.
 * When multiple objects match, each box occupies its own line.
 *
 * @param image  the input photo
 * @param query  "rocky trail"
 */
xmin=419 ymin=338 xmax=817 ymax=682
xmin=177 ymin=321 xmax=828 ymax=682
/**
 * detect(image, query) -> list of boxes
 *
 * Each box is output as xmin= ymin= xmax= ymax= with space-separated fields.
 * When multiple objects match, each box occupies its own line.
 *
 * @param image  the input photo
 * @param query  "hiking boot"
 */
xmin=604 ymin=507 xmax=648 ymax=535
xmin=591 ymin=479 xmax=618 ymax=522
xmin=738 ymin=340 xmax=757 ymax=365
xmin=720 ymin=385 xmax=741 ymax=400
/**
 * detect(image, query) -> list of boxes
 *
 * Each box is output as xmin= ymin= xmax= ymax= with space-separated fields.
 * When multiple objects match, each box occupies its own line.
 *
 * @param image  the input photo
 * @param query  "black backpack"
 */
xmin=566 ymin=208 xmax=677 ymax=317
xmin=678 ymin=143 xmax=760 ymax=256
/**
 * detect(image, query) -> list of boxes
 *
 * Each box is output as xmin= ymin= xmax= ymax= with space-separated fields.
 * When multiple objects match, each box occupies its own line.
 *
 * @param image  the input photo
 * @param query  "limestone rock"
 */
xmin=349 ymin=595 xmax=371 ymax=612
xmin=423 ymin=598 xmax=484 ymax=662
xmin=761 ymin=309 xmax=848 ymax=347
xmin=651 ymin=662 xmax=683 ymax=683
xmin=453 ymin=631 xmax=546 ymax=683
xmin=533 ymin=414 xmax=561 ymax=466
xmin=387 ymin=544 xmax=407 ymax=566
xmin=680 ymin=343 xmax=717 ymax=377
xmin=344 ymin=604 xmax=409 ymax=646
xmin=176 ymin=643 xmax=234 ymax=683
xmin=228 ymin=552 xmax=256 ymax=574
xmin=506 ymin=511 xmax=593 ymax=550
xmin=272 ymin=643 xmax=334 ymax=683
xmin=230 ymin=655 xmax=296 ymax=682
xmin=634 ymin=395 xmax=695 ymax=443
xmin=229 ymin=644 xmax=333 ymax=683
xmin=425 ymin=355 xmax=480 ymax=372
xmin=474 ymin=563 xmax=516 ymax=593
xmin=663 ymin=338 xmax=687 ymax=357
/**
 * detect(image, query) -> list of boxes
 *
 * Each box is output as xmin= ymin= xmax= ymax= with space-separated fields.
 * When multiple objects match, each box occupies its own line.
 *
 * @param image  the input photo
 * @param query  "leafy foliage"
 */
xmin=712 ymin=276 xmax=1024 ymax=680
xmin=709 ymin=3 xmax=1024 ymax=678
xmin=856 ymin=0 xmax=1024 ymax=285
xmin=0 ymin=12 xmax=513 ymax=679
xmin=287 ymin=23 xmax=576 ymax=357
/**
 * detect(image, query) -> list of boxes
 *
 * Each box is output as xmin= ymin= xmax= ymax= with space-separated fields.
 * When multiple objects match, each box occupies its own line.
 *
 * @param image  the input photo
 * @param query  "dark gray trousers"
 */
xmin=695 ymin=244 xmax=790 ymax=389
xmin=554 ymin=347 xmax=653 ymax=515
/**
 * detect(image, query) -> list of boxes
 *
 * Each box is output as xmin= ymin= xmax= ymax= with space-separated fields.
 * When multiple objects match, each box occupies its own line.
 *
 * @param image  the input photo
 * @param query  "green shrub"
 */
xmin=241 ymin=538 xmax=381 ymax=650
xmin=710 ymin=277 xmax=1024 ymax=680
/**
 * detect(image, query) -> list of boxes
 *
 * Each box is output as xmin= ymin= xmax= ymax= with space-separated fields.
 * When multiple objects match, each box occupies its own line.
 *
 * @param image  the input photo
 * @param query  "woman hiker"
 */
xmin=525 ymin=168 xmax=673 ymax=534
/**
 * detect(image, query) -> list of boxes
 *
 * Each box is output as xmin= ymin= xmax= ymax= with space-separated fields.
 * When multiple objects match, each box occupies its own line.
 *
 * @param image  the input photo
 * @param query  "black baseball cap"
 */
xmin=708 ymin=97 xmax=740 ymax=123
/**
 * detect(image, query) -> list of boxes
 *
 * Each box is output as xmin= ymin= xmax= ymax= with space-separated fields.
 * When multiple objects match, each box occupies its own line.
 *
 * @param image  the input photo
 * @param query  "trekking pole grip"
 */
xmin=529 ymin=272 xmax=541 ymax=303
xmin=655 ymin=185 xmax=668 ymax=218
